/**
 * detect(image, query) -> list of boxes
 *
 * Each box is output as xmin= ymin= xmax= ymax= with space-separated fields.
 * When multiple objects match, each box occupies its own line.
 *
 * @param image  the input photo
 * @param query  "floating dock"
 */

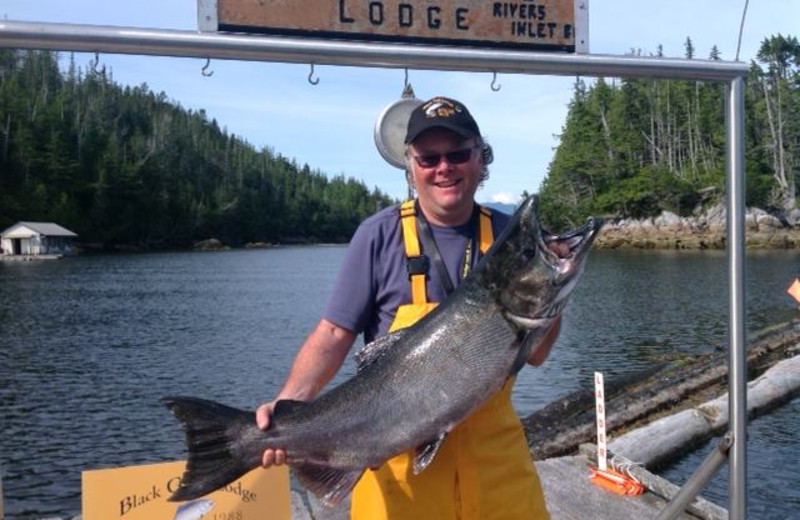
xmin=291 ymin=453 xmax=726 ymax=519
xmin=0 ymin=254 xmax=63 ymax=261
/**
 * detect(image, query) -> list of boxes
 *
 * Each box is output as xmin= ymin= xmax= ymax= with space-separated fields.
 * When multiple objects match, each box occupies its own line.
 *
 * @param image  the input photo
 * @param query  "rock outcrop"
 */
xmin=594 ymin=204 xmax=800 ymax=249
xmin=192 ymin=238 xmax=229 ymax=251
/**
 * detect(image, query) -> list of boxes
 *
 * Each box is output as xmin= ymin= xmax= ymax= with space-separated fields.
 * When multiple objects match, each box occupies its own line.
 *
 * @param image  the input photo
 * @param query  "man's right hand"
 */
xmin=255 ymin=401 xmax=287 ymax=467
xmin=254 ymin=319 xmax=357 ymax=469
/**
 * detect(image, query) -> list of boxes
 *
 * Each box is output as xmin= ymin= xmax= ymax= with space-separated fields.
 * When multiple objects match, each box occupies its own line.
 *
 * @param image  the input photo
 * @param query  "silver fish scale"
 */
xmin=269 ymin=287 xmax=524 ymax=469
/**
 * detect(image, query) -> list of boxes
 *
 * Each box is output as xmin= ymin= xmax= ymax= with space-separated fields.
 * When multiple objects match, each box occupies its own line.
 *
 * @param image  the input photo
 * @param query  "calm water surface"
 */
xmin=0 ymin=247 xmax=797 ymax=518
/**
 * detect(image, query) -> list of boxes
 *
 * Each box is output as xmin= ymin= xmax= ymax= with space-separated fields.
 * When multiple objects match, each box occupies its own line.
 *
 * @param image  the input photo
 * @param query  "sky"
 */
xmin=1 ymin=0 xmax=798 ymax=204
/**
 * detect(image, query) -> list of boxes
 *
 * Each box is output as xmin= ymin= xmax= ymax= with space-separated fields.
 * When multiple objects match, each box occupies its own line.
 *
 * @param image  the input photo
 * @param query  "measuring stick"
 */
xmin=594 ymin=371 xmax=607 ymax=470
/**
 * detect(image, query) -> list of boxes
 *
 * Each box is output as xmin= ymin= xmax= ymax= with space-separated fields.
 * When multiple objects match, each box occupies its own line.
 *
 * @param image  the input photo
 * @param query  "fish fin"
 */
xmin=413 ymin=432 xmax=448 ymax=474
xmin=293 ymin=462 xmax=364 ymax=507
xmin=162 ymin=396 xmax=257 ymax=502
xmin=354 ymin=329 xmax=407 ymax=372
xmin=509 ymin=325 xmax=552 ymax=375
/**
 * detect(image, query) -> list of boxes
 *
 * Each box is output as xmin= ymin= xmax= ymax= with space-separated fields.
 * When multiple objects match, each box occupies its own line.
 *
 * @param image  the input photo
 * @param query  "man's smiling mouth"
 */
xmin=435 ymin=179 xmax=461 ymax=188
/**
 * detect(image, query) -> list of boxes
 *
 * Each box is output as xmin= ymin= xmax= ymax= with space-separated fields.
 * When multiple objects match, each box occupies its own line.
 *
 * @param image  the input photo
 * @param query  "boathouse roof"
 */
xmin=1 ymin=222 xmax=78 ymax=238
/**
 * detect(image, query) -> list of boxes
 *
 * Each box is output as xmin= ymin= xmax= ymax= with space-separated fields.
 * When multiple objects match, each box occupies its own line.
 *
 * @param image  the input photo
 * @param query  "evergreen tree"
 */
xmin=754 ymin=34 xmax=800 ymax=216
xmin=0 ymin=50 xmax=395 ymax=246
xmin=539 ymin=35 xmax=799 ymax=229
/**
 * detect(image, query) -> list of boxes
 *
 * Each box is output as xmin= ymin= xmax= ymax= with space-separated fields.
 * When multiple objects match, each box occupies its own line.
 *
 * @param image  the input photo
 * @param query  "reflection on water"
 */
xmin=0 ymin=247 xmax=797 ymax=518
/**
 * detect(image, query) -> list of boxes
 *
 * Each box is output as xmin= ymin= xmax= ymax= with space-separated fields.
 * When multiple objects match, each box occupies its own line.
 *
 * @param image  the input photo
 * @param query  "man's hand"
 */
xmin=256 ymin=401 xmax=287 ymax=467
xmin=527 ymin=315 xmax=561 ymax=366
xmin=254 ymin=319 xmax=356 ymax=468
xmin=547 ymin=241 xmax=571 ymax=258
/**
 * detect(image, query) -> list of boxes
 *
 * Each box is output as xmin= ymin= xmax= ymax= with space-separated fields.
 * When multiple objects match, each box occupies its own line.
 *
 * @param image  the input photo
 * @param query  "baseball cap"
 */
xmin=404 ymin=96 xmax=481 ymax=144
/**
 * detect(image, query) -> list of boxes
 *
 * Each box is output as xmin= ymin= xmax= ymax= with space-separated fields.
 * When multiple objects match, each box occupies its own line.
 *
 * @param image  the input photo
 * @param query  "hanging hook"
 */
xmin=490 ymin=71 xmax=501 ymax=92
xmin=201 ymin=58 xmax=214 ymax=77
xmin=308 ymin=63 xmax=320 ymax=85
xmin=401 ymin=68 xmax=415 ymax=98
xmin=91 ymin=52 xmax=103 ymax=75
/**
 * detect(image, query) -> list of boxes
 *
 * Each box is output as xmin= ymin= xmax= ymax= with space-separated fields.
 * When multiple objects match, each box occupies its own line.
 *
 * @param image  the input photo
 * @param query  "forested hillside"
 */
xmin=3 ymin=38 xmax=798 ymax=244
xmin=539 ymin=35 xmax=800 ymax=230
xmin=0 ymin=50 xmax=394 ymax=247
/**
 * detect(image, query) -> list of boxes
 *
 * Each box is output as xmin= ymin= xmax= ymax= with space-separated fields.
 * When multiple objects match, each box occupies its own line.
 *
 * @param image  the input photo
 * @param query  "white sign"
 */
xmin=594 ymin=371 xmax=607 ymax=470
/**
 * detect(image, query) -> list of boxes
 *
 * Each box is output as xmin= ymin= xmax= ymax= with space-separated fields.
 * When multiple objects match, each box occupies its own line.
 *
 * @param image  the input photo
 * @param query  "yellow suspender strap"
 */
xmin=400 ymin=202 xmax=493 ymax=305
xmin=479 ymin=205 xmax=493 ymax=253
xmin=400 ymin=200 xmax=427 ymax=305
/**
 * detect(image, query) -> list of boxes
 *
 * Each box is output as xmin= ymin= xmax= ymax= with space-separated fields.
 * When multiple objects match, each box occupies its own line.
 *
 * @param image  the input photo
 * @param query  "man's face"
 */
xmin=408 ymin=127 xmax=482 ymax=226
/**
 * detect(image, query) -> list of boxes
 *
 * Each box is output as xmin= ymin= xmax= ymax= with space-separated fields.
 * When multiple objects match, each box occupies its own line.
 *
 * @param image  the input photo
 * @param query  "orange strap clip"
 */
xmin=588 ymin=467 xmax=644 ymax=496
xmin=788 ymin=278 xmax=800 ymax=303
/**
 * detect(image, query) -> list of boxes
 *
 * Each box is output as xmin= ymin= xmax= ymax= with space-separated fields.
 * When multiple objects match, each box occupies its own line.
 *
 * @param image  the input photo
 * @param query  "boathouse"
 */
xmin=0 ymin=222 xmax=78 ymax=257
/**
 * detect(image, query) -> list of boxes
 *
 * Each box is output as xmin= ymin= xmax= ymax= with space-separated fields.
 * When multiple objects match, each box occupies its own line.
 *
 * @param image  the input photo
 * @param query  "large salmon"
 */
xmin=163 ymin=195 xmax=602 ymax=504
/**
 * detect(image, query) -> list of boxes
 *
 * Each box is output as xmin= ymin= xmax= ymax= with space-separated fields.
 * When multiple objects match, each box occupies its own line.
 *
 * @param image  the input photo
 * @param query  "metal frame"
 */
xmin=0 ymin=19 xmax=750 ymax=518
xmin=655 ymin=433 xmax=734 ymax=520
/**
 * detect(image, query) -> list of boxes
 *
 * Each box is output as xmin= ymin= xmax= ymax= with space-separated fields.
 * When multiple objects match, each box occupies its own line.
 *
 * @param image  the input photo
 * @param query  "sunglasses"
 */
xmin=412 ymin=146 xmax=479 ymax=168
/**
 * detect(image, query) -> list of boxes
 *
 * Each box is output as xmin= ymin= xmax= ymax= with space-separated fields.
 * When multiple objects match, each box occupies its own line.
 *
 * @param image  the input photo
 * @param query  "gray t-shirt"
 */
xmin=324 ymin=202 xmax=510 ymax=343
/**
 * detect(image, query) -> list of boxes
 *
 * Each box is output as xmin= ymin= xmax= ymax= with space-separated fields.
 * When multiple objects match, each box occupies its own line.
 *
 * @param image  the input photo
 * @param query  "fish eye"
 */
xmin=521 ymin=246 xmax=537 ymax=259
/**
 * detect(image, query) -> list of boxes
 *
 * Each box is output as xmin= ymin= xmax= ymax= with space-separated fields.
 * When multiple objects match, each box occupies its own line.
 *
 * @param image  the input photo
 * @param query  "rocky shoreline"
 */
xmin=593 ymin=204 xmax=800 ymax=250
xmin=69 ymin=204 xmax=800 ymax=253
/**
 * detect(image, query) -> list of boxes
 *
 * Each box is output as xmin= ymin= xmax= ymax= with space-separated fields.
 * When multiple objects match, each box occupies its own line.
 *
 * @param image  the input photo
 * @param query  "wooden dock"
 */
xmin=537 ymin=452 xmax=726 ymax=519
xmin=291 ymin=453 xmax=726 ymax=519
xmin=0 ymin=254 xmax=63 ymax=261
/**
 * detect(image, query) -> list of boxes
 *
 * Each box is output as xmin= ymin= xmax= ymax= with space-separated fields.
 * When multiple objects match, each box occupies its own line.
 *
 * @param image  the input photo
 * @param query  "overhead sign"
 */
xmin=199 ymin=0 xmax=589 ymax=53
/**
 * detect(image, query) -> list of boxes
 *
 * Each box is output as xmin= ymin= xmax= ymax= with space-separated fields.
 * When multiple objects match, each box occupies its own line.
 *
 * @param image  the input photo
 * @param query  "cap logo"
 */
xmin=423 ymin=98 xmax=462 ymax=119
xmin=404 ymin=96 xmax=479 ymax=143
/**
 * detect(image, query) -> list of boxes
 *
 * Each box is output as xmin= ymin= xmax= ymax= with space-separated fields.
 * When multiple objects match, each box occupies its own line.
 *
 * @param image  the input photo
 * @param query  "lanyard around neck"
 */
xmin=415 ymin=201 xmax=480 ymax=296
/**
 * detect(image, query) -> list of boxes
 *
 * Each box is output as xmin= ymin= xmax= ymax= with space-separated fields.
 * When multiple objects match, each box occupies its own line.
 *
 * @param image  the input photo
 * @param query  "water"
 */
xmin=659 ymin=396 xmax=800 ymax=519
xmin=0 ymin=247 xmax=798 ymax=518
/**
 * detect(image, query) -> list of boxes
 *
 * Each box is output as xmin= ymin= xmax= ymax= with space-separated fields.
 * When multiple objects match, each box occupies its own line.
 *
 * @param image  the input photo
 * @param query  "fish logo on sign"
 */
xmin=173 ymin=499 xmax=214 ymax=520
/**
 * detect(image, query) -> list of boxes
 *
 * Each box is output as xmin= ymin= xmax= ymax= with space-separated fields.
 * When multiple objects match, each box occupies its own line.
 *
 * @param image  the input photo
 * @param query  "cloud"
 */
xmin=490 ymin=192 xmax=516 ymax=204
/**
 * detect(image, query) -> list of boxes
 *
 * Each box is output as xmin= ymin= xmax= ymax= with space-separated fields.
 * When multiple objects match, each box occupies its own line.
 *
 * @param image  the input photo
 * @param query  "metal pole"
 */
xmin=655 ymin=433 xmax=733 ymax=520
xmin=726 ymin=76 xmax=747 ymax=519
xmin=0 ymin=20 xmax=748 ymax=82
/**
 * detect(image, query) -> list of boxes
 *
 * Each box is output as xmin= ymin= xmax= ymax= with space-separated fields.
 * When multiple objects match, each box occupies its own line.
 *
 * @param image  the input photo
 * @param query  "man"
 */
xmin=257 ymin=96 xmax=558 ymax=519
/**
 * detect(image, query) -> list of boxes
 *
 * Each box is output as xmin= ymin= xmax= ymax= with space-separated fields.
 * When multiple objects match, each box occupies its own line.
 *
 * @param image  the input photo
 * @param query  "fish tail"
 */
xmin=162 ymin=396 xmax=259 ymax=501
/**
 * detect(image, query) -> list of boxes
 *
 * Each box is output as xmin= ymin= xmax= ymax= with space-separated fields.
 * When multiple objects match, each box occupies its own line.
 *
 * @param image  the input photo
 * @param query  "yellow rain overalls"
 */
xmin=350 ymin=200 xmax=550 ymax=520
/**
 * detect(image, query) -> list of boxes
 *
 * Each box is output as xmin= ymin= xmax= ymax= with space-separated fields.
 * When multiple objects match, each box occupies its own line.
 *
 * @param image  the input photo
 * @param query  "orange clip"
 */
xmin=588 ymin=467 xmax=644 ymax=496
xmin=788 ymin=278 xmax=800 ymax=303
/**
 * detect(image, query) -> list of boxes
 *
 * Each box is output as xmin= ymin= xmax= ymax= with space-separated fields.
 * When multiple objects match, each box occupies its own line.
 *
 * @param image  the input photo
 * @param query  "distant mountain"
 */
xmin=481 ymin=201 xmax=516 ymax=215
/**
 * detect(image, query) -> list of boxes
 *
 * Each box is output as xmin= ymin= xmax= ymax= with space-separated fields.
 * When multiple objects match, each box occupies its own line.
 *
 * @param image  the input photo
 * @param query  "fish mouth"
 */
xmin=516 ymin=196 xmax=603 ymax=271
xmin=540 ymin=216 xmax=603 ymax=268
xmin=498 ymin=198 xmax=604 ymax=329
